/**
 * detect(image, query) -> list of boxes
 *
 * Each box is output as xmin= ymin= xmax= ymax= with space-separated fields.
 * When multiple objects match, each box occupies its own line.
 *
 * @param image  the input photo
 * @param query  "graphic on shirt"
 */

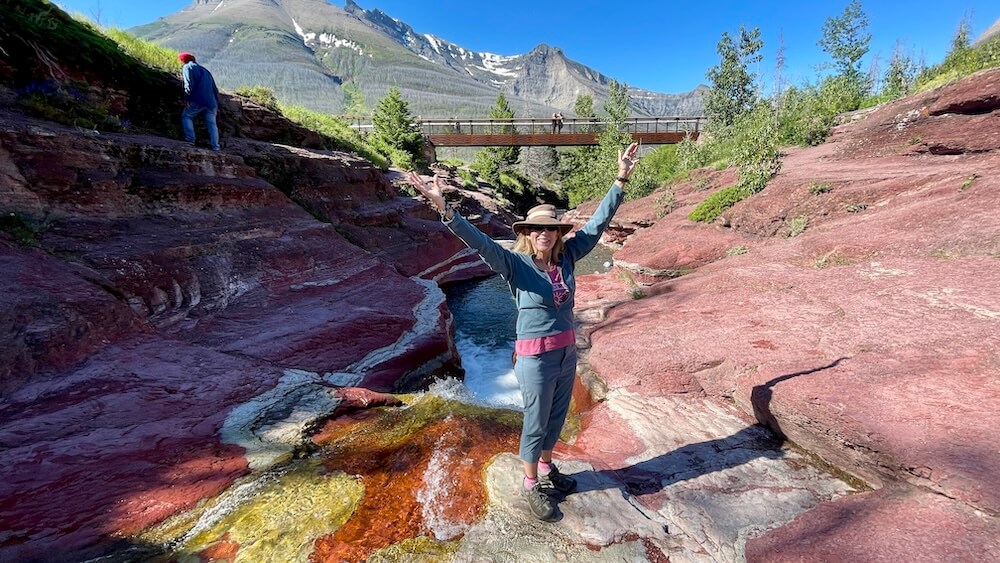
xmin=548 ymin=266 xmax=569 ymax=308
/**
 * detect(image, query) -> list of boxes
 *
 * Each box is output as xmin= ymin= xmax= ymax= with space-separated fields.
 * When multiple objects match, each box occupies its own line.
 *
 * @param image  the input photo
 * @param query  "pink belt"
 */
xmin=514 ymin=329 xmax=576 ymax=356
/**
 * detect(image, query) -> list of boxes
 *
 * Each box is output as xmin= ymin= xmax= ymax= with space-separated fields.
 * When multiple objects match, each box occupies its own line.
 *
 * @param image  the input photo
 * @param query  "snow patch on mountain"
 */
xmin=292 ymin=18 xmax=367 ymax=57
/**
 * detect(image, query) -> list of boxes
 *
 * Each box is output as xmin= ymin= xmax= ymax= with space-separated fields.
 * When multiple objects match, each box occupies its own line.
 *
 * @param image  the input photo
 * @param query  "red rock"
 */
xmin=745 ymin=485 xmax=1000 ymax=562
xmin=0 ymin=241 xmax=145 ymax=393
xmin=576 ymin=67 xmax=1000 ymax=551
xmin=0 ymin=337 xmax=279 ymax=559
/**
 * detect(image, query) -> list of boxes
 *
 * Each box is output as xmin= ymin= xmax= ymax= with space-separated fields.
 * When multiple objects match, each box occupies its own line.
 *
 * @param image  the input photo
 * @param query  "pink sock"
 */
xmin=523 ymin=475 xmax=539 ymax=490
xmin=538 ymin=460 xmax=552 ymax=475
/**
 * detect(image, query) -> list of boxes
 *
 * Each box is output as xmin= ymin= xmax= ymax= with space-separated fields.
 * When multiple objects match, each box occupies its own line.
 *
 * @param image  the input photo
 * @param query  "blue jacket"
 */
xmin=445 ymin=184 xmax=624 ymax=340
xmin=182 ymin=61 xmax=219 ymax=109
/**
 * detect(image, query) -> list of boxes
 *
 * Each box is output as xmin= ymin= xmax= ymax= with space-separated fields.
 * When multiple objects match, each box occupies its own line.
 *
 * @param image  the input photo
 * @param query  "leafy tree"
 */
xmin=563 ymin=81 xmax=653 ymax=205
xmin=818 ymin=0 xmax=871 ymax=108
xmin=705 ymin=26 xmax=763 ymax=129
xmin=370 ymin=86 xmax=424 ymax=169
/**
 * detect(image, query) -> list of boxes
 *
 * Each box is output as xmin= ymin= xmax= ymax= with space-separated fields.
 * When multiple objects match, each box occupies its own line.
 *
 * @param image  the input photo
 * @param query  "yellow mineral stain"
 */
xmin=367 ymin=535 xmax=460 ymax=562
xmin=169 ymin=459 xmax=363 ymax=562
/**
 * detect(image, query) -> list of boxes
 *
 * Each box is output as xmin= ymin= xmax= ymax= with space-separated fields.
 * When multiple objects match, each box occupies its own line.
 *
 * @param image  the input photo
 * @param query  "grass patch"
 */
xmin=278 ymin=104 xmax=388 ymax=169
xmin=915 ymin=34 xmax=1000 ymax=92
xmin=6 ymin=2 xmax=181 ymax=136
xmin=845 ymin=203 xmax=868 ymax=213
xmin=808 ymin=182 xmax=832 ymax=195
xmin=814 ymin=250 xmax=852 ymax=269
xmin=726 ymin=245 xmax=749 ymax=256
xmin=655 ymin=188 xmax=677 ymax=218
xmin=0 ymin=212 xmax=48 ymax=246
xmin=235 ymin=85 xmax=280 ymax=112
xmin=100 ymin=26 xmax=180 ymax=73
xmin=787 ymin=215 xmax=808 ymax=237
xmin=689 ymin=184 xmax=748 ymax=223
xmin=959 ymin=174 xmax=978 ymax=192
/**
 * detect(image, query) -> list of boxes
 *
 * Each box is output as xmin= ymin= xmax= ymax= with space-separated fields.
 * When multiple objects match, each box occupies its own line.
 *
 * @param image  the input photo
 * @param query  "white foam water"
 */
xmin=416 ymin=427 xmax=468 ymax=540
xmin=453 ymin=334 xmax=522 ymax=410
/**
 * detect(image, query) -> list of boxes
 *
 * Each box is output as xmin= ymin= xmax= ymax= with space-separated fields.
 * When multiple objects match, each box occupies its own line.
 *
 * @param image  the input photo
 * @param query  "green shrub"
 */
xmin=235 ymin=85 xmax=281 ymax=112
xmin=457 ymin=168 xmax=478 ymax=189
xmin=788 ymin=215 xmax=808 ymax=237
xmin=688 ymin=184 xmax=748 ymax=223
xmin=655 ymin=188 xmax=677 ymax=218
xmin=959 ymin=174 xmax=978 ymax=192
xmin=809 ymin=182 xmax=832 ymax=195
xmin=0 ymin=212 xmax=48 ymax=246
xmin=726 ymin=245 xmax=749 ymax=256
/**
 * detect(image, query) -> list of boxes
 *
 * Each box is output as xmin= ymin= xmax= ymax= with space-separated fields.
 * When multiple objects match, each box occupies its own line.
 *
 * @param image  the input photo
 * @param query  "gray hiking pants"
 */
xmin=514 ymin=345 xmax=577 ymax=463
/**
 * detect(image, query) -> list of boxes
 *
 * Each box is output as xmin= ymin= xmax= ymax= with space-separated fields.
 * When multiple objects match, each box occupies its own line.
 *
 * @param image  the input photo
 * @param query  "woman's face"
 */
xmin=529 ymin=226 xmax=559 ymax=255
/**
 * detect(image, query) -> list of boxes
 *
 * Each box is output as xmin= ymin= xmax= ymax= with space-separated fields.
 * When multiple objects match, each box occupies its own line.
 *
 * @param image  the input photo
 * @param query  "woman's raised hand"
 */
xmin=404 ymin=171 xmax=447 ymax=213
xmin=618 ymin=142 xmax=640 ymax=179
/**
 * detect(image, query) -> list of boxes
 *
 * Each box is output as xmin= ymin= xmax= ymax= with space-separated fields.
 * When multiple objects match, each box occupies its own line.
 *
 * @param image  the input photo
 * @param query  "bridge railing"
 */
xmin=343 ymin=116 xmax=706 ymax=136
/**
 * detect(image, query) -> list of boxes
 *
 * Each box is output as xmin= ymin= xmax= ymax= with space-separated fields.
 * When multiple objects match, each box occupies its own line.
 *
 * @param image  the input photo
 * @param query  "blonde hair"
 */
xmin=512 ymin=233 xmax=565 ymax=263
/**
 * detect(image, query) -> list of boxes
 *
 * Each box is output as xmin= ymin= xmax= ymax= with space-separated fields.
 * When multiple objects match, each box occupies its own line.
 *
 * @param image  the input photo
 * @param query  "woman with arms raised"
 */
xmin=405 ymin=142 xmax=640 ymax=521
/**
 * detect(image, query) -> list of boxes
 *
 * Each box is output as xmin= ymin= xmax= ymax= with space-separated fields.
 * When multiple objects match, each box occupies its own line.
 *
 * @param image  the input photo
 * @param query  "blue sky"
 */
xmin=55 ymin=0 xmax=997 ymax=94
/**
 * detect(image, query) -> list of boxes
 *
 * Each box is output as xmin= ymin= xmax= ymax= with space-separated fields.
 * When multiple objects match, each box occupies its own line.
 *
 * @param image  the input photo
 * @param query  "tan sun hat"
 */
xmin=511 ymin=204 xmax=574 ymax=235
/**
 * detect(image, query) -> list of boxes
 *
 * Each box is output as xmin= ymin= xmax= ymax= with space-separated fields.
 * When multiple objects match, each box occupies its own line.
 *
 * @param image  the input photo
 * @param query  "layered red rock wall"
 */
xmin=0 ymin=110 xmax=497 ymax=558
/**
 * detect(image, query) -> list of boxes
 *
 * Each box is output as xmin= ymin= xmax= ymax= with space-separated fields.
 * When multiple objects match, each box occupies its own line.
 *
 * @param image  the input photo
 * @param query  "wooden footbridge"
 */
xmin=347 ymin=116 xmax=705 ymax=147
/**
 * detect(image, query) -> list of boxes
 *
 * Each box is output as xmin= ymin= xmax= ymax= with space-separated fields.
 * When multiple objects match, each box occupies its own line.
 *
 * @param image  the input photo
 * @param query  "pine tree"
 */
xmin=705 ymin=26 xmax=763 ymax=129
xmin=881 ymin=43 xmax=916 ymax=99
xmin=474 ymin=93 xmax=519 ymax=185
xmin=371 ymin=86 xmax=424 ymax=169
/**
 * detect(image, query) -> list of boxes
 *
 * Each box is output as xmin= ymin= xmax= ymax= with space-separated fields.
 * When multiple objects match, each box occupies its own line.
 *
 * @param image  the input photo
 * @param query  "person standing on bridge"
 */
xmin=405 ymin=142 xmax=641 ymax=522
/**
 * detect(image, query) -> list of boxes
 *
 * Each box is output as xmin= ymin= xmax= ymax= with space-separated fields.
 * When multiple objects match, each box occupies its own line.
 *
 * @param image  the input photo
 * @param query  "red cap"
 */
xmin=178 ymin=52 xmax=195 ymax=63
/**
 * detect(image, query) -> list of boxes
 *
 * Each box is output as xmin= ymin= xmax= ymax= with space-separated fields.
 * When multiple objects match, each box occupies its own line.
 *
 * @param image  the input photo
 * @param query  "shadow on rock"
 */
xmin=750 ymin=357 xmax=848 ymax=436
xmin=572 ymin=425 xmax=785 ymax=498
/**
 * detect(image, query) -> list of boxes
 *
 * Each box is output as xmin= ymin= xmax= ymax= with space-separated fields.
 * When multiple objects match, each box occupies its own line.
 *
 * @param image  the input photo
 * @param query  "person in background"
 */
xmin=178 ymin=52 xmax=220 ymax=151
xmin=405 ymin=142 xmax=641 ymax=521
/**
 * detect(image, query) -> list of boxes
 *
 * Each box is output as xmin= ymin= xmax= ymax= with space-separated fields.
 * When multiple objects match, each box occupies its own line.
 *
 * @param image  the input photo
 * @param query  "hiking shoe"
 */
xmin=521 ymin=482 xmax=555 ymax=521
xmin=539 ymin=463 xmax=577 ymax=494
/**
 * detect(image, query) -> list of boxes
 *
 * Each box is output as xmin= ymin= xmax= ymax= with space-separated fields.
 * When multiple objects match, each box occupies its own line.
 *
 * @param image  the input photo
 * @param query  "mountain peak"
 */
xmin=530 ymin=44 xmax=562 ymax=55
xmin=135 ymin=0 xmax=704 ymax=116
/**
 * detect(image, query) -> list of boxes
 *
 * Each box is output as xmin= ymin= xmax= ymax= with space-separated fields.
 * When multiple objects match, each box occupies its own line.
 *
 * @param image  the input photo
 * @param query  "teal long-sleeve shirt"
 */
xmin=444 ymin=183 xmax=625 ymax=340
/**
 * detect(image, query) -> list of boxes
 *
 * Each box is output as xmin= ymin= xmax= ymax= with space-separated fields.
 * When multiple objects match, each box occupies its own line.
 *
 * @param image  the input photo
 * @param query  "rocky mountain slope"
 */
xmin=132 ymin=0 xmax=705 ymax=117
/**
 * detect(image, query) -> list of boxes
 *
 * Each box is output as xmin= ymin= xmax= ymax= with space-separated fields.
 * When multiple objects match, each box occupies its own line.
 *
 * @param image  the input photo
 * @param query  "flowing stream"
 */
xmin=442 ymin=244 xmax=616 ymax=409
